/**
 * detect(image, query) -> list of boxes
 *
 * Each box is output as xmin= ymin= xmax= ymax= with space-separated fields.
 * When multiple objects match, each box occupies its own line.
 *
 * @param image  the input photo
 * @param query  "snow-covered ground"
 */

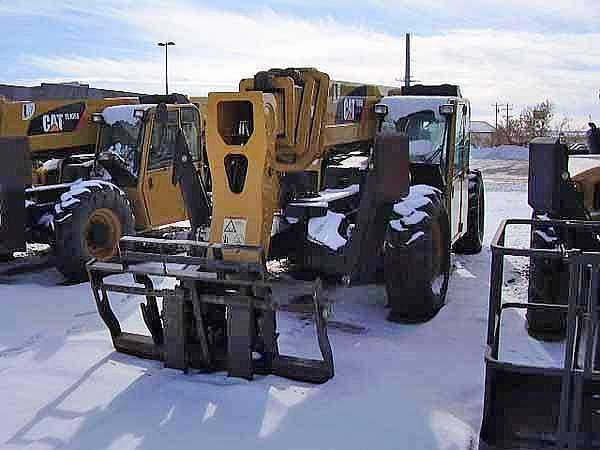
xmin=0 ymin=163 xmax=562 ymax=450
xmin=471 ymin=145 xmax=528 ymax=161
xmin=470 ymin=146 xmax=529 ymax=191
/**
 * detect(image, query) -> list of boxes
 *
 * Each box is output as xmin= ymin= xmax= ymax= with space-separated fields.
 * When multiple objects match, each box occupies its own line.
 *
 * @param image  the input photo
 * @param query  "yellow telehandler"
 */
xmin=87 ymin=68 xmax=484 ymax=383
xmin=0 ymin=94 xmax=209 ymax=281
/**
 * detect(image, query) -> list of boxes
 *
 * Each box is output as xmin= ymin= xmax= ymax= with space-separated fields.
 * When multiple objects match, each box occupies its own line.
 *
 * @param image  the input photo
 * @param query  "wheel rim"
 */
xmin=84 ymin=208 xmax=122 ymax=260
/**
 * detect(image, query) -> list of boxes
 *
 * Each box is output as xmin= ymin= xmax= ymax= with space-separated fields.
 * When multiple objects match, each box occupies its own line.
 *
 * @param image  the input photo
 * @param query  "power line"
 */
xmin=491 ymin=103 xmax=513 ymax=129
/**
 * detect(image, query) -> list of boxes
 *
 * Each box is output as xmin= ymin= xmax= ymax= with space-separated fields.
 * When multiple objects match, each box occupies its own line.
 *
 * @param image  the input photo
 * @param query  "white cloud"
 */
xmin=15 ymin=2 xmax=600 ymax=126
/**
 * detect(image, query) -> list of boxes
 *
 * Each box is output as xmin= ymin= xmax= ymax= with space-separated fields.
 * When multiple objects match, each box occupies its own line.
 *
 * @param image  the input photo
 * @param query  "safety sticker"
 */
xmin=222 ymin=218 xmax=247 ymax=245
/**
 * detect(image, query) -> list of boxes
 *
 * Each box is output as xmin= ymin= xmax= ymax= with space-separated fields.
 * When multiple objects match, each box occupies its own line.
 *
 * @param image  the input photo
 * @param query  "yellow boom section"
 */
xmin=207 ymin=68 xmax=391 ymax=261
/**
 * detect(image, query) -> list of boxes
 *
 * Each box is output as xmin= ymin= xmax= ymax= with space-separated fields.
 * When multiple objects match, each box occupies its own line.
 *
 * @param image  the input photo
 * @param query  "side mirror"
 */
xmin=439 ymin=104 xmax=455 ymax=116
xmin=374 ymin=103 xmax=389 ymax=131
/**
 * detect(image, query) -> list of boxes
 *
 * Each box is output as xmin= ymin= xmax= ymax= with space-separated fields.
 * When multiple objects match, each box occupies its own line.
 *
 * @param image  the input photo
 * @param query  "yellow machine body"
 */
xmin=0 ymin=97 xmax=138 ymax=154
xmin=1 ymin=95 xmax=208 ymax=232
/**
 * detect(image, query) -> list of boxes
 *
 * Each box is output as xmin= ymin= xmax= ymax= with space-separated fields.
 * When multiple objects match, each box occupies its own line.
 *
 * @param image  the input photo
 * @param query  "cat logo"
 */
xmin=42 ymin=111 xmax=82 ymax=133
xmin=22 ymin=103 xmax=35 ymax=121
xmin=43 ymin=113 xmax=66 ymax=133
xmin=28 ymin=102 xmax=86 ymax=136
xmin=342 ymin=97 xmax=365 ymax=122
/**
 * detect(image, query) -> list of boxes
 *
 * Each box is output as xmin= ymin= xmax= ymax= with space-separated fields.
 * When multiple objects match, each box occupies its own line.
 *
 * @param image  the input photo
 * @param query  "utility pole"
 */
xmin=396 ymin=33 xmax=420 ymax=87
xmin=157 ymin=41 xmax=175 ymax=95
xmin=492 ymin=103 xmax=512 ymax=126
xmin=493 ymin=103 xmax=500 ymax=130
xmin=504 ymin=103 xmax=513 ymax=143
xmin=404 ymin=33 xmax=411 ymax=88
xmin=492 ymin=103 xmax=512 ymax=145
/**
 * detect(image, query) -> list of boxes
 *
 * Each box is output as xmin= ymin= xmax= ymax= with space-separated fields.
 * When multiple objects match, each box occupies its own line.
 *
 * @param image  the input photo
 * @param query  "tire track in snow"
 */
xmin=0 ymin=333 xmax=42 ymax=358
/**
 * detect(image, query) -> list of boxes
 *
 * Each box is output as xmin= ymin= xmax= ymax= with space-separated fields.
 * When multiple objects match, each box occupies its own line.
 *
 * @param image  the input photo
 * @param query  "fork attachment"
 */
xmin=87 ymin=236 xmax=334 ymax=384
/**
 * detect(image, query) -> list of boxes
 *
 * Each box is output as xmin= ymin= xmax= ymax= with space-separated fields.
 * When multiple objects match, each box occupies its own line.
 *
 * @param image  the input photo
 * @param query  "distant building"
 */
xmin=470 ymin=121 xmax=496 ymax=147
xmin=0 ymin=82 xmax=140 ymax=102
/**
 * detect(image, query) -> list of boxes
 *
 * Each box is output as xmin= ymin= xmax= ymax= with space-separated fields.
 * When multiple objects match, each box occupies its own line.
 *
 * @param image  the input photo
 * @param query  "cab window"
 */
xmin=148 ymin=111 xmax=179 ymax=170
xmin=181 ymin=107 xmax=201 ymax=162
xmin=384 ymin=110 xmax=447 ymax=164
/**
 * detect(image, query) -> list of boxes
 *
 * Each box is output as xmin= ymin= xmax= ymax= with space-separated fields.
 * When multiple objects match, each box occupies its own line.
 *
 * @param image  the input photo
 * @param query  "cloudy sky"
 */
xmin=1 ymin=0 xmax=599 ymax=126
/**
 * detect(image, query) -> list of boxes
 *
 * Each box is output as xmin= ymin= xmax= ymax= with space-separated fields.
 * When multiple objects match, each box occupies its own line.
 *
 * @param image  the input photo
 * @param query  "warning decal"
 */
xmin=222 ymin=218 xmax=247 ymax=245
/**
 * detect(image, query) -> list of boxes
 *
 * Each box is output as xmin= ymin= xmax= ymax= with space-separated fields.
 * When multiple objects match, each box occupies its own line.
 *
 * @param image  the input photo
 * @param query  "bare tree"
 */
xmin=492 ymin=99 xmax=555 ymax=145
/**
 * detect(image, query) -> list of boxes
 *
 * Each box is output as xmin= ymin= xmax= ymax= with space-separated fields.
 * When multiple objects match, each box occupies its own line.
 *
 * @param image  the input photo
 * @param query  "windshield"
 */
xmin=382 ymin=110 xmax=447 ymax=163
xmin=99 ymin=116 xmax=145 ymax=178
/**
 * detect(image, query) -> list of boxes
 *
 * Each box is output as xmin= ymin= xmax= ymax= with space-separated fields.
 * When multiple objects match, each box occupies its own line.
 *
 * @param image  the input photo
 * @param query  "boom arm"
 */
xmin=206 ymin=68 xmax=388 ymax=258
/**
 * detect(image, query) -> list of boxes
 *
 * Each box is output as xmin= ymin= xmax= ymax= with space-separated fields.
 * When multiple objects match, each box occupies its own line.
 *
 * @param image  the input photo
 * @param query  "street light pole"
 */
xmin=157 ymin=41 xmax=175 ymax=95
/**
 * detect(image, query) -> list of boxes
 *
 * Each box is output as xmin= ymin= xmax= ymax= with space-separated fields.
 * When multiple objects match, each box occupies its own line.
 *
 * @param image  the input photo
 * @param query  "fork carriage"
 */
xmin=88 ymin=236 xmax=334 ymax=384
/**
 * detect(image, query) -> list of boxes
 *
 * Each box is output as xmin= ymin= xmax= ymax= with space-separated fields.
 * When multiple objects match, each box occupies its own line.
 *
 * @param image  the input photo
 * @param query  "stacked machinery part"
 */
xmin=527 ymin=138 xmax=600 ymax=339
xmin=0 ymin=138 xmax=30 ymax=259
xmin=482 ymin=138 xmax=600 ymax=448
xmin=481 ymin=218 xmax=599 ymax=450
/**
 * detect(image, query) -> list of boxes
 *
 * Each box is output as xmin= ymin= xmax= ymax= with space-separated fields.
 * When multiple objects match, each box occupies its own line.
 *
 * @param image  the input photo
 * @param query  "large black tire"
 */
xmin=453 ymin=170 xmax=484 ymax=254
xmin=384 ymin=186 xmax=451 ymax=323
xmin=54 ymin=182 xmax=135 ymax=283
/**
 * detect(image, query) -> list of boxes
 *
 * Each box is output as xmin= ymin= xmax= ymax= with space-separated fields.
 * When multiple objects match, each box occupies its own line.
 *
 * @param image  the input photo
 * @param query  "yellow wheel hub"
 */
xmin=84 ymin=208 xmax=122 ymax=260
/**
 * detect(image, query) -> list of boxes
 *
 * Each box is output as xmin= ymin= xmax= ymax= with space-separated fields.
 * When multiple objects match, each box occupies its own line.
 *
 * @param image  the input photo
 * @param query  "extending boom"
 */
xmin=206 ymin=68 xmax=391 ymax=257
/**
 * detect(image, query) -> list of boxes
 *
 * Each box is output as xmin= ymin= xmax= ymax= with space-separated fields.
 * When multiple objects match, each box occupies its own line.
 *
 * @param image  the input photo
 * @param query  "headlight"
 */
xmin=439 ymin=104 xmax=455 ymax=115
xmin=133 ymin=109 xmax=146 ymax=120
xmin=91 ymin=113 xmax=105 ymax=124
xmin=374 ymin=103 xmax=389 ymax=117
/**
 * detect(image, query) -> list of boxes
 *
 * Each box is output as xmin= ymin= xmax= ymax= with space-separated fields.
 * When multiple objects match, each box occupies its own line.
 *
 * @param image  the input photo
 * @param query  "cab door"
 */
xmin=141 ymin=109 xmax=187 ymax=228
xmin=450 ymin=104 xmax=469 ymax=243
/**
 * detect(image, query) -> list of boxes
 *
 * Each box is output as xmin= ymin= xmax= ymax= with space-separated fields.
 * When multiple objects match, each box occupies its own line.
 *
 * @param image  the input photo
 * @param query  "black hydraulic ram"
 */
xmin=480 ymin=218 xmax=600 ymax=450
xmin=87 ymin=236 xmax=334 ymax=384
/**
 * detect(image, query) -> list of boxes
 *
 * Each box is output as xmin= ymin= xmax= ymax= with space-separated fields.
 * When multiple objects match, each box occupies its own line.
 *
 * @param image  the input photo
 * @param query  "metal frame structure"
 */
xmin=87 ymin=236 xmax=334 ymax=384
xmin=481 ymin=218 xmax=599 ymax=450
